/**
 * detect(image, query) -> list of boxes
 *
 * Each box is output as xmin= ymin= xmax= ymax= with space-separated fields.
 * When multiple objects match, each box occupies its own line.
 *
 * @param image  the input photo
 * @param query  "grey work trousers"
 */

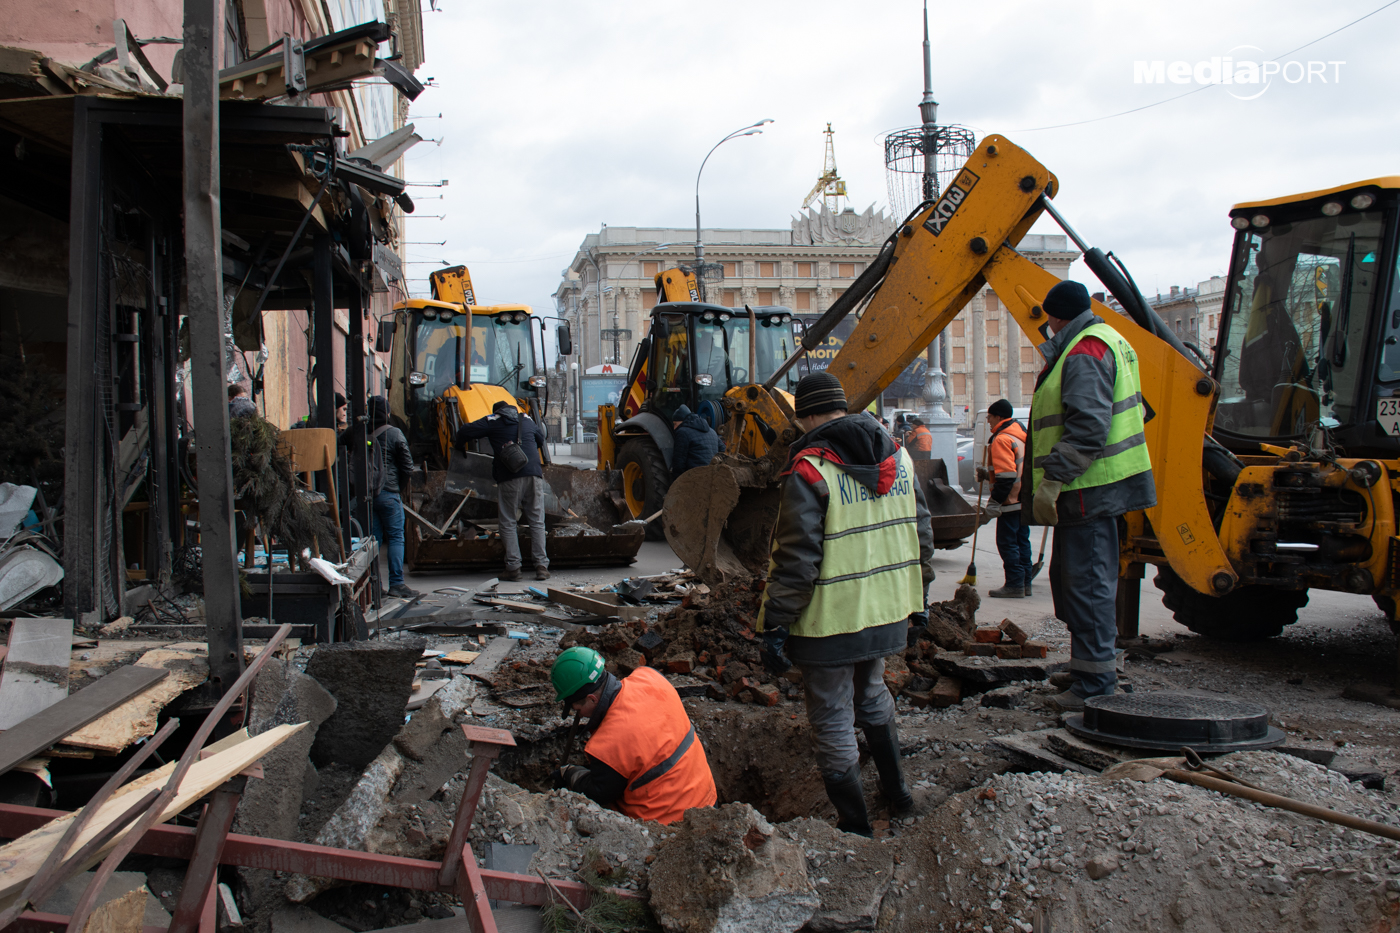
xmin=799 ymin=658 xmax=895 ymax=777
xmin=498 ymin=476 xmax=548 ymax=571
xmin=1049 ymin=516 xmax=1119 ymax=697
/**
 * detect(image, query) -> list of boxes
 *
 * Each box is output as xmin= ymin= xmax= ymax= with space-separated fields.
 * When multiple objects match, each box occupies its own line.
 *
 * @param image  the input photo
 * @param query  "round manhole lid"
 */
xmin=1063 ymin=691 xmax=1284 ymax=752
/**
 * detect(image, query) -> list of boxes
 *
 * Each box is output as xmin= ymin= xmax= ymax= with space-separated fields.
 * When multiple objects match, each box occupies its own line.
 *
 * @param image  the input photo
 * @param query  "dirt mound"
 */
xmin=886 ymin=750 xmax=1400 ymax=932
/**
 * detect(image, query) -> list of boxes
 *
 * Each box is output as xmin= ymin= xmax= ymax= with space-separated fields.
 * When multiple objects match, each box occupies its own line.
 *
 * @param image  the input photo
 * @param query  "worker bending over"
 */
xmin=1025 ymin=281 xmax=1155 ymax=711
xmin=549 ymin=646 xmax=717 ymax=825
xmin=976 ymin=399 xmax=1032 ymax=598
xmin=757 ymin=373 xmax=935 ymax=836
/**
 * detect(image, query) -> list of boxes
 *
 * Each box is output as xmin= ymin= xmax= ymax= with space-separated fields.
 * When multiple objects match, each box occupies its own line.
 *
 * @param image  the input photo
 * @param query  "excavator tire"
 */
xmin=617 ymin=437 xmax=670 ymax=540
xmin=1152 ymin=565 xmax=1308 ymax=641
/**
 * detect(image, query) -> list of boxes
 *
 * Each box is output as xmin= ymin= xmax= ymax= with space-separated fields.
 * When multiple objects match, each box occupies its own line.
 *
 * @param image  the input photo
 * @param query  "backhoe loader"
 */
xmin=664 ymin=134 xmax=1400 ymax=651
xmin=377 ymin=265 xmax=645 ymax=571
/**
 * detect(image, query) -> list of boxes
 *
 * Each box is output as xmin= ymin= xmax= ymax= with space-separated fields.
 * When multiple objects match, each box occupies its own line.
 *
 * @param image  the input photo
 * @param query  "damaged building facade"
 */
xmin=0 ymin=0 xmax=427 ymax=626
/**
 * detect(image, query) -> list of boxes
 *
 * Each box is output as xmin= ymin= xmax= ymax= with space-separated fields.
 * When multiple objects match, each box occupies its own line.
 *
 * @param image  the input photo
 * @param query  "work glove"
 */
xmin=1033 ymin=479 xmax=1063 ymax=526
xmin=760 ymin=625 xmax=791 ymax=674
xmin=982 ymin=499 xmax=1003 ymax=518
xmin=975 ymin=467 xmax=990 ymax=483
xmin=550 ymin=765 xmax=586 ymax=790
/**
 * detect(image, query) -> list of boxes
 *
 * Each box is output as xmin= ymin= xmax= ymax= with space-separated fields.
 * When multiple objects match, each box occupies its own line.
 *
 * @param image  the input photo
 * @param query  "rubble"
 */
xmin=305 ymin=639 xmax=425 ymax=770
xmin=648 ymin=803 xmax=819 ymax=933
xmin=782 ymin=818 xmax=893 ymax=932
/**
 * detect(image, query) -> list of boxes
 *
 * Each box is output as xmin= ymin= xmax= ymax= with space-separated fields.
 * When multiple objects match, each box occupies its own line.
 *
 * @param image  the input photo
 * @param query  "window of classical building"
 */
xmin=951 ymin=346 xmax=966 ymax=365
xmin=795 ymin=291 xmax=812 ymax=311
xmin=950 ymin=319 xmax=965 ymax=338
xmin=642 ymin=291 xmax=657 ymax=310
xmin=723 ymin=262 xmax=739 ymax=278
xmin=986 ymin=291 xmax=1000 ymax=313
xmin=987 ymin=345 xmax=1000 ymax=365
xmin=1020 ymin=344 xmax=1035 ymax=364
xmin=723 ymin=290 xmax=738 ymax=306
xmin=986 ymin=319 xmax=999 ymax=337
xmin=795 ymin=261 xmax=814 ymax=278
xmin=986 ymin=374 xmax=1001 ymax=397
xmin=758 ymin=289 xmax=777 ymax=306
xmin=758 ymin=262 xmax=777 ymax=278
xmin=952 ymin=373 xmax=966 ymax=394
xmin=643 ymin=261 xmax=661 ymax=277
xmin=1022 ymin=372 xmax=1035 ymax=395
xmin=835 ymin=262 xmax=857 ymax=278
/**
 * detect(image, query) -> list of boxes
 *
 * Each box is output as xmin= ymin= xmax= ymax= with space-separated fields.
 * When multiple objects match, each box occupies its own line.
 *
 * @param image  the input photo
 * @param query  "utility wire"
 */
xmin=1014 ymin=0 xmax=1399 ymax=132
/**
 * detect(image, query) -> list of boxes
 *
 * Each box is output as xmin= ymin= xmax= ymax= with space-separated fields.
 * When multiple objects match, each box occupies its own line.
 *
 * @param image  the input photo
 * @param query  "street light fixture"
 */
xmin=695 ymin=119 xmax=773 ymax=301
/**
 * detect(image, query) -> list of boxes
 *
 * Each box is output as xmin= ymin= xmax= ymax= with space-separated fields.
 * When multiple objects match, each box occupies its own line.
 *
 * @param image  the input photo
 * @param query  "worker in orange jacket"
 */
xmin=905 ymin=419 xmax=933 ymax=460
xmin=975 ymin=399 xmax=1032 ymax=598
xmin=549 ymin=647 xmax=717 ymax=825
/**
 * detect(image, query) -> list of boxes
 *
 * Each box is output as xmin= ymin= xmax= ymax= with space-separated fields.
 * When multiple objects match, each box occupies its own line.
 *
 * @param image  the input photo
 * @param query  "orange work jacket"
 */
xmin=584 ymin=666 xmax=717 ymax=824
xmin=907 ymin=425 xmax=933 ymax=452
xmin=985 ymin=419 xmax=1026 ymax=506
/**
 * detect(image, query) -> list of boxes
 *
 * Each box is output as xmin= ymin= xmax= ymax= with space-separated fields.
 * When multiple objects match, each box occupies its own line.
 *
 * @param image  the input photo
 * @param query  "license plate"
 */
xmin=1378 ymin=398 xmax=1400 ymax=435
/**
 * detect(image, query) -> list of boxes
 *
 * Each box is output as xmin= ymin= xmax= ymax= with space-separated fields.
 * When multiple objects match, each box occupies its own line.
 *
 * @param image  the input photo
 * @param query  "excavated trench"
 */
xmin=493 ymin=701 xmax=831 ymax=823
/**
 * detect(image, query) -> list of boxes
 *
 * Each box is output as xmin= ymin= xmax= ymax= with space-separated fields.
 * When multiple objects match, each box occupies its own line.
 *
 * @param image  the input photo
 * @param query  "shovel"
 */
xmin=1028 ymin=526 xmax=1049 ymax=582
xmin=1103 ymin=752 xmax=1400 ymax=843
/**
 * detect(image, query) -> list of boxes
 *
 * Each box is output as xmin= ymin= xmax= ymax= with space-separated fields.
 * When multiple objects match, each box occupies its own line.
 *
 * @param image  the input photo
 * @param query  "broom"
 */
xmin=959 ymin=472 xmax=987 ymax=585
xmin=1028 ymin=526 xmax=1050 ymax=581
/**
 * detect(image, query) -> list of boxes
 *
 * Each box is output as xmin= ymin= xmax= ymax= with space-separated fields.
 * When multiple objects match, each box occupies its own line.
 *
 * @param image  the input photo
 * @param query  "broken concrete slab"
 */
xmin=932 ymin=654 xmax=1066 ymax=687
xmin=285 ymin=745 xmax=407 ymax=903
xmin=393 ymin=676 xmax=476 ymax=762
xmin=781 ymin=818 xmax=893 ymax=932
xmin=306 ymin=638 xmax=424 ymax=770
xmin=270 ymin=905 xmax=353 ymax=933
xmin=1042 ymin=728 xmax=1135 ymax=771
xmin=984 ymin=732 xmax=1097 ymax=776
xmin=649 ymin=802 xmax=819 ymax=933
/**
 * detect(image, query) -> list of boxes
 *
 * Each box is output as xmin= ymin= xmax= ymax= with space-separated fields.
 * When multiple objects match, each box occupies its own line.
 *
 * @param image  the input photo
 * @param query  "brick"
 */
xmin=664 ymin=651 xmax=696 ymax=675
xmin=751 ymin=683 xmax=781 ymax=706
xmin=962 ymin=641 xmax=998 ymax=656
xmin=995 ymin=644 xmax=1023 ymax=660
xmin=883 ymin=669 xmax=912 ymax=696
xmin=1021 ymin=641 xmax=1049 ymax=659
xmin=931 ymin=676 xmax=962 ymax=708
xmin=1000 ymin=619 xmax=1031 ymax=646
xmin=973 ymin=626 xmax=1004 ymax=644
xmin=904 ymin=690 xmax=933 ymax=709
xmin=613 ymin=647 xmax=646 ymax=676
xmin=705 ymin=682 xmax=729 ymax=701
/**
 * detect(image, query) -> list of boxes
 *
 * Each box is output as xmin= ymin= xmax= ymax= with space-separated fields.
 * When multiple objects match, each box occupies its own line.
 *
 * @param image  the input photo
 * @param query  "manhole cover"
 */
xmin=1063 ymin=691 xmax=1284 ymax=752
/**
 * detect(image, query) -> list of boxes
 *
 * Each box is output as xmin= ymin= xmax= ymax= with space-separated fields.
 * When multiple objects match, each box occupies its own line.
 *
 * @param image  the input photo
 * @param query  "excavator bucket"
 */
xmin=662 ymin=461 xmax=784 ymax=585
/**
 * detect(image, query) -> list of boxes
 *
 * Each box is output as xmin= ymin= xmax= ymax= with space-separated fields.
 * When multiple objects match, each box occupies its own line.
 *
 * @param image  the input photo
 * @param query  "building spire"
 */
xmin=919 ymin=0 xmax=938 ymax=126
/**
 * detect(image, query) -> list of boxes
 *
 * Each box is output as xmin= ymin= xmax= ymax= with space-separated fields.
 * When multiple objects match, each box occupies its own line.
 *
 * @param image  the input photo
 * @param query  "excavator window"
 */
xmin=650 ymin=314 xmax=691 ymax=421
xmin=1215 ymin=207 xmax=1385 ymax=439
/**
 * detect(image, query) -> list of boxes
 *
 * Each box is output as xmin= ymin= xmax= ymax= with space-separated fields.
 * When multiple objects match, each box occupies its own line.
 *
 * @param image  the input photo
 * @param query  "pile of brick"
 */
xmin=963 ymin=619 xmax=1049 ymax=660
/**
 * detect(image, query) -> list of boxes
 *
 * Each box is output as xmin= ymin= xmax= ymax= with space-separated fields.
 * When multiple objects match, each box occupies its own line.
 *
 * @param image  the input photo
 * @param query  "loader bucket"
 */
xmin=912 ymin=458 xmax=991 ymax=548
xmin=662 ymin=463 xmax=782 ymax=586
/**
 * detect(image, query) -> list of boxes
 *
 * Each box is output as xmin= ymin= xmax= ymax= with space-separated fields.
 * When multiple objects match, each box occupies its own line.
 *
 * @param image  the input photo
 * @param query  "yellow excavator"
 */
xmin=377 ymin=266 xmax=646 ymax=571
xmin=665 ymin=133 xmax=1400 ymax=651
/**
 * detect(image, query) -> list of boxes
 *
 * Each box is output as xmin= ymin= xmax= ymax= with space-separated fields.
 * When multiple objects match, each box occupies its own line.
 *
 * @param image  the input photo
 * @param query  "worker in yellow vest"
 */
xmin=1022 ymin=280 xmax=1155 ymax=712
xmin=756 ymin=373 xmax=935 ymax=836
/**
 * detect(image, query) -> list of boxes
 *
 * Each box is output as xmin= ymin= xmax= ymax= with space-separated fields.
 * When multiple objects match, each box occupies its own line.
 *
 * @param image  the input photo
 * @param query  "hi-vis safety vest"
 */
xmin=1030 ymin=322 xmax=1151 ymax=493
xmin=584 ymin=666 xmax=717 ymax=825
xmin=765 ymin=447 xmax=925 ymax=638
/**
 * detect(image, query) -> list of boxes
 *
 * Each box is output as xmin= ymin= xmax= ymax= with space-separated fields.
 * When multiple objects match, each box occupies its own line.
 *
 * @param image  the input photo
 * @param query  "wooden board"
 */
xmin=63 ymin=649 xmax=209 ymax=753
xmin=475 ymin=598 xmax=545 ymax=614
xmin=0 ymin=618 xmax=74 ymax=730
xmin=80 ymin=886 xmax=146 ymax=933
xmin=464 ymin=636 xmax=516 ymax=679
xmin=0 ymin=722 xmax=307 ymax=909
xmin=441 ymin=650 xmax=481 ymax=664
xmin=546 ymin=588 xmax=647 ymax=622
xmin=0 ymin=665 xmax=169 ymax=777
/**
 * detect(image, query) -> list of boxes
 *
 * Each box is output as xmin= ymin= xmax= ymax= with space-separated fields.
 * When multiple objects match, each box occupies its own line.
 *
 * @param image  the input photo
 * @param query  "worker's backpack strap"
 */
xmin=367 ymin=425 xmax=391 ymax=495
xmin=499 ymin=412 xmax=529 ymax=473
xmin=627 ymin=725 xmax=696 ymax=792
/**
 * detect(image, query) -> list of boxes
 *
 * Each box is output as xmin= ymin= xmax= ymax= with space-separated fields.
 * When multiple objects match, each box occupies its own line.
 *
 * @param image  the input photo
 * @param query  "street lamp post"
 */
xmin=695 ymin=119 xmax=772 ymax=301
xmin=605 ymin=243 xmax=673 ymax=365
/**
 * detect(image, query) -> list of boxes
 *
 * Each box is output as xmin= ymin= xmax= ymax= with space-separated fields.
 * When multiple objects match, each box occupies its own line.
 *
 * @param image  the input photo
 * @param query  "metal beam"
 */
xmin=183 ymin=0 xmax=244 ymax=697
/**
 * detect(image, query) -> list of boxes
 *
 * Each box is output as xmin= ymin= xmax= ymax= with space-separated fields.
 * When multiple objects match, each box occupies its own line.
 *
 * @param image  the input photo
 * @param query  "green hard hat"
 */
xmin=551 ymin=646 xmax=605 ymax=703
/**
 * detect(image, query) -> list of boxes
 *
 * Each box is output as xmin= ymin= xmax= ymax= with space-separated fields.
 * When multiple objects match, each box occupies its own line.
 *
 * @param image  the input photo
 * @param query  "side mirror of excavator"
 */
xmin=376 ymin=318 xmax=395 ymax=353
xmin=556 ymin=324 xmax=573 ymax=356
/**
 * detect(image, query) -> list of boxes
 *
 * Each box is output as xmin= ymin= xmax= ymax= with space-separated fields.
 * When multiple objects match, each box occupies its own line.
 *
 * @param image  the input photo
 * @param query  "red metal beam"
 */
xmin=453 ymin=844 xmax=497 ymax=933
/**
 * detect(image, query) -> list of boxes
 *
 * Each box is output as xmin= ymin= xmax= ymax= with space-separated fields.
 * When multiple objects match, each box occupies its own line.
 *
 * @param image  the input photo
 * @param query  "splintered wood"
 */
xmin=62 ymin=649 xmax=209 ymax=753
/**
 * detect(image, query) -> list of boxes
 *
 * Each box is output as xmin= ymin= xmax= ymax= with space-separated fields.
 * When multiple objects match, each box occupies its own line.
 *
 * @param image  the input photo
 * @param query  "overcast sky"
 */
xmin=401 ymin=0 xmax=1398 ymax=339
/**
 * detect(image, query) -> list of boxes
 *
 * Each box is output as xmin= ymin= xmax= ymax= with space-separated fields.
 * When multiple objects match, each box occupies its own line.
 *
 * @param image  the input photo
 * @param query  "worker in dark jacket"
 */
xmin=454 ymin=401 xmax=550 ymax=582
xmin=756 ymin=373 xmax=935 ymax=836
xmin=367 ymin=395 xmax=417 ymax=598
xmin=548 ymin=646 xmax=717 ymax=825
xmin=1022 ymin=280 xmax=1155 ymax=711
xmin=669 ymin=404 xmax=724 ymax=481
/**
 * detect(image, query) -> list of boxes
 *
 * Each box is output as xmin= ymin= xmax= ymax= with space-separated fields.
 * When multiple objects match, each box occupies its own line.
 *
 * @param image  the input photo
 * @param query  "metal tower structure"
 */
xmin=802 ymin=123 xmax=848 ymax=213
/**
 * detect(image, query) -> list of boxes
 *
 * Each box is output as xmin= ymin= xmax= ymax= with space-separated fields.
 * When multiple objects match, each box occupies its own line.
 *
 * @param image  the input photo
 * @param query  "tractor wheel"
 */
xmin=1152 ymin=565 xmax=1308 ymax=641
xmin=618 ymin=437 xmax=670 ymax=540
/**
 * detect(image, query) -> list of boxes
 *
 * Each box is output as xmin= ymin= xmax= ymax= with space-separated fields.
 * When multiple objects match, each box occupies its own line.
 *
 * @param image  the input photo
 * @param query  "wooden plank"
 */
xmin=0 ymin=722 xmax=306 ymax=909
xmin=0 ymin=666 xmax=169 ymax=777
xmin=0 ymin=619 xmax=75 ymax=730
xmin=441 ymin=650 xmax=481 ymax=664
xmin=474 ymin=598 xmax=545 ymax=615
xmin=545 ymin=588 xmax=647 ymax=622
xmin=63 ymin=650 xmax=209 ymax=754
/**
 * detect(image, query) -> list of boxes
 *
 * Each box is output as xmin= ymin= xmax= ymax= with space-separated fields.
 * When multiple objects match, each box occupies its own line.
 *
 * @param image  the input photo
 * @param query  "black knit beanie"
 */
xmin=794 ymin=372 xmax=848 ymax=419
xmin=1043 ymin=280 xmax=1091 ymax=320
xmin=988 ymin=398 xmax=1013 ymax=419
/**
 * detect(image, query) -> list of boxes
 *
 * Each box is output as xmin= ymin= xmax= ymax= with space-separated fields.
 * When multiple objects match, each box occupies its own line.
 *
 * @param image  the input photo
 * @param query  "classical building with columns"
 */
xmin=553 ymin=217 xmax=1077 ymax=422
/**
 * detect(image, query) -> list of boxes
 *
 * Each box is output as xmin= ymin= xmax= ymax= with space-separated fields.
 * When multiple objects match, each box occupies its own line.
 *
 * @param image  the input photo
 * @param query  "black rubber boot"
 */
xmin=864 ymin=720 xmax=915 ymax=816
xmin=821 ymin=765 xmax=872 ymax=837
